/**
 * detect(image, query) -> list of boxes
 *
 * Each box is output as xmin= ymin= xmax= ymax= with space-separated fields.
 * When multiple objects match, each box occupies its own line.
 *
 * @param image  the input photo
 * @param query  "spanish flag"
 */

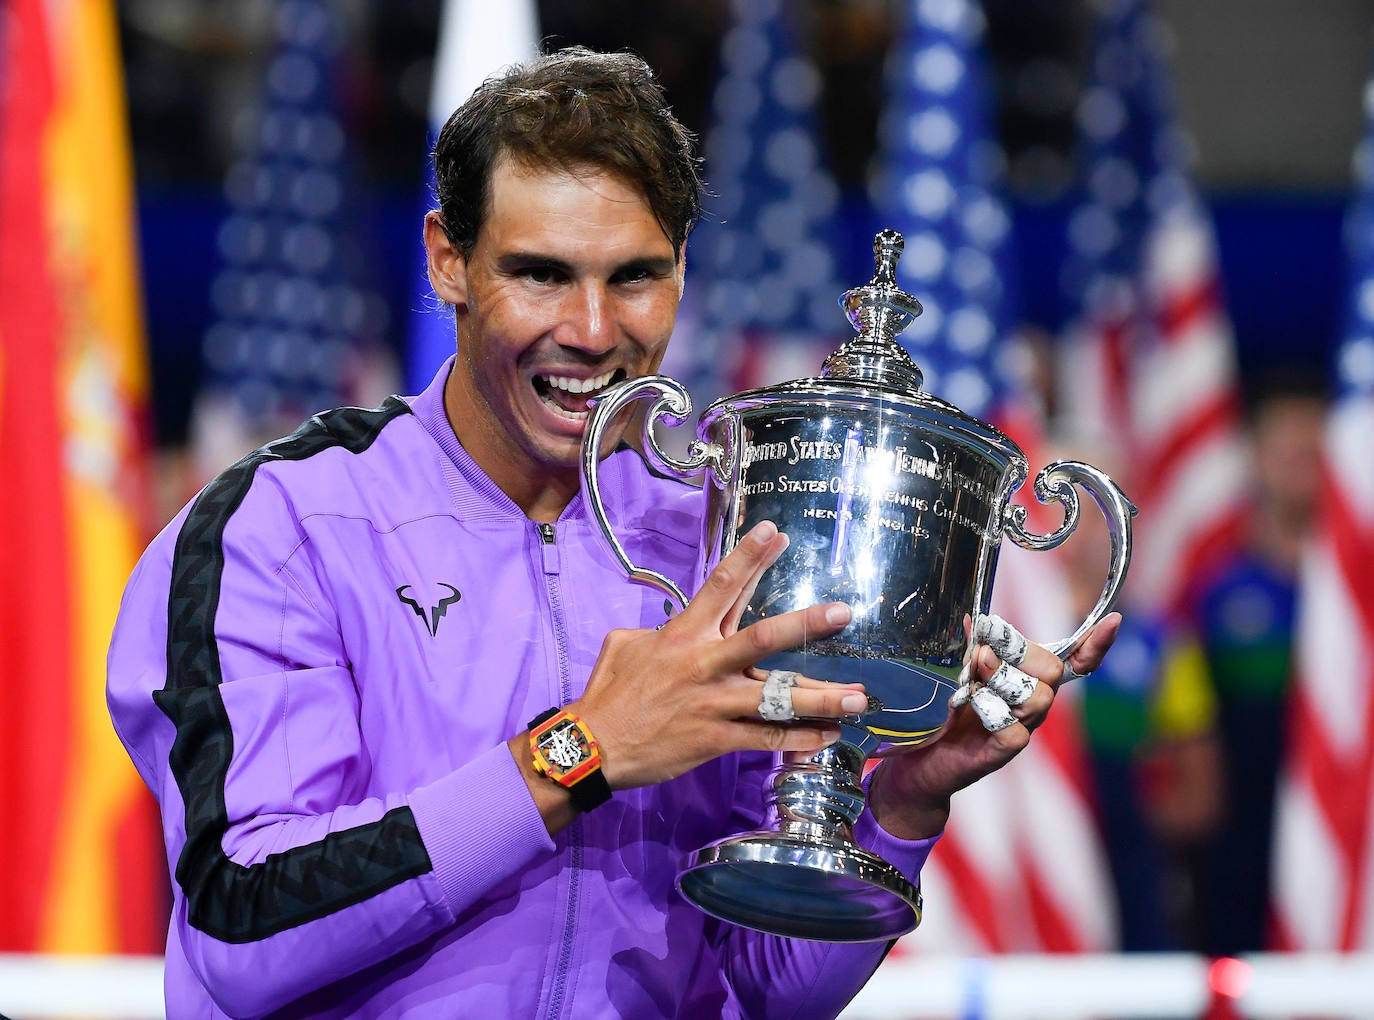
xmin=0 ymin=0 xmax=165 ymax=953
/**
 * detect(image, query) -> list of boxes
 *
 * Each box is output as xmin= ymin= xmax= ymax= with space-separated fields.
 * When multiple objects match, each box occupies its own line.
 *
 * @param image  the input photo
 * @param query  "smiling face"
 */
xmin=425 ymin=157 xmax=684 ymax=520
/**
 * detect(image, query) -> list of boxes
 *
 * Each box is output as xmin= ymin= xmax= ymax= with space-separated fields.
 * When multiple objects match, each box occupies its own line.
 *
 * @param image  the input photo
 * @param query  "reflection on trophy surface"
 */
xmin=581 ymin=229 xmax=1136 ymax=942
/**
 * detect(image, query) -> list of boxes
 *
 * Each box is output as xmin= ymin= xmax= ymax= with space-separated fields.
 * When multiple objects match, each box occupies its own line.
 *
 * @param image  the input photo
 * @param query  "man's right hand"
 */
xmin=567 ymin=520 xmax=867 ymax=791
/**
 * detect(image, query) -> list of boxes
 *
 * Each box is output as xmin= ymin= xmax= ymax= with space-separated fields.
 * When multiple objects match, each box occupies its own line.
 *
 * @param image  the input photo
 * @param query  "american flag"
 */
xmin=192 ymin=0 xmax=396 ymax=478
xmin=1059 ymin=0 xmax=1247 ymax=617
xmin=871 ymin=0 xmax=1114 ymax=955
xmin=667 ymin=0 xmax=850 ymax=408
xmin=405 ymin=0 xmax=538 ymax=392
xmin=872 ymin=0 xmax=1020 ymax=427
xmin=1270 ymin=65 xmax=1374 ymax=952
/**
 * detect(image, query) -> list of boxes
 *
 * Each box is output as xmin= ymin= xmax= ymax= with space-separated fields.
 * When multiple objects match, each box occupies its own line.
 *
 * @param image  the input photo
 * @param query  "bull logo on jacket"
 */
xmin=396 ymin=583 xmax=462 ymax=637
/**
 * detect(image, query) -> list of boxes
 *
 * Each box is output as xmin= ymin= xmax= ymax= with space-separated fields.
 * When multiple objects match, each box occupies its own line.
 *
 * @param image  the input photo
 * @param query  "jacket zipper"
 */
xmin=538 ymin=522 xmax=580 ymax=1020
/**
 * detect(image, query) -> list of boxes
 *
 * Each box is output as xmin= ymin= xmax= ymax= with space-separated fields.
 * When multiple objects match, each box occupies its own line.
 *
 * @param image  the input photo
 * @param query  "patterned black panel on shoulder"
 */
xmin=159 ymin=397 xmax=434 ymax=943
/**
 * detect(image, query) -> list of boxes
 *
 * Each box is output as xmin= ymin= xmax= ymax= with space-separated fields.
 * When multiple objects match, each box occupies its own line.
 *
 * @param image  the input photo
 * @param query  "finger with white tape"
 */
xmin=973 ymin=613 xmax=1028 ymax=667
xmin=985 ymin=663 xmax=1038 ymax=706
xmin=970 ymin=687 xmax=1017 ymax=732
xmin=1060 ymin=658 xmax=1088 ymax=686
xmin=758 ymin=669 xmax=799 ymax=722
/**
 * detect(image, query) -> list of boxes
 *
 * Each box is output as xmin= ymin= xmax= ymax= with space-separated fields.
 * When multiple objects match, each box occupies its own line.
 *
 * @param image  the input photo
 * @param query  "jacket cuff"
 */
xmin=853 ymin=769 xmax=942 ymax=879
xmin=409 ymin=740 xmax=556 ymax=915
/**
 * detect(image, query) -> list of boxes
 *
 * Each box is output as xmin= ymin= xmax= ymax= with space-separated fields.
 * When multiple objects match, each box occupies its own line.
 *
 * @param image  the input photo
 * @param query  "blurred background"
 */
xmin=121 ymin=0 xmax=1368 ymax=463
xmin=4 ymin=0 xmax=1373 ymax=1015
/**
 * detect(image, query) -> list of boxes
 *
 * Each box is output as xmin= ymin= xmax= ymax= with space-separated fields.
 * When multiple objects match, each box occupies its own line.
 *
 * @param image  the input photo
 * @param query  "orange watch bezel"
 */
xmin=529 ymin=709 xmax=603 ymax=788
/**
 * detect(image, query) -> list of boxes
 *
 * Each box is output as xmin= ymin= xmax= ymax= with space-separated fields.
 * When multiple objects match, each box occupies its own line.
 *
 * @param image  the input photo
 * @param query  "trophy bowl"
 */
xmin=580 ymin=230 xmax=1135 ymax=942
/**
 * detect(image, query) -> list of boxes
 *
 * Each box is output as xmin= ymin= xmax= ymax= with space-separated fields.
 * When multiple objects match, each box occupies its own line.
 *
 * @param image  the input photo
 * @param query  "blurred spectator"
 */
xmin=1080 ymin=616 xmax=1222 ymax=951
xmin=1186 ymin=374 xmax=1328 ymax=955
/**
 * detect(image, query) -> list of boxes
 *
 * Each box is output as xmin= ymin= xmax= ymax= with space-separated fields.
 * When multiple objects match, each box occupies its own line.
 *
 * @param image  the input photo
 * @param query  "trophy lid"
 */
xmin=820 ymin=230 xmax=926 ymax=392
xmin=700 ymin=228 xmax=1022 ymax=467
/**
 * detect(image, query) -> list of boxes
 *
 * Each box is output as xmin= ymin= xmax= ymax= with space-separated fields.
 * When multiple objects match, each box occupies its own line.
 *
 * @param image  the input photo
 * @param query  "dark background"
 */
xmin=119 ymin=0 xmax=1372 ymax=447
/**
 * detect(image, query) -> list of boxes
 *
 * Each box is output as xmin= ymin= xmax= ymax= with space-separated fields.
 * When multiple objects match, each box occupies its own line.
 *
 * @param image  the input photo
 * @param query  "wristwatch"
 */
xmin=528 ymin=707 xmax=612 ymax=812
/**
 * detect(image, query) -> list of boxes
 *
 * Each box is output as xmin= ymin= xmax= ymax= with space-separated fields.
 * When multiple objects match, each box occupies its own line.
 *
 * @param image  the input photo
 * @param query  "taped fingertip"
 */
xmin=971 ymin=688 xmax=1017 ymax=732
xmin=986 ymin=663 xmax=1037 ymax=706
xmin=974 ymin=613 xmax=1029 ymax=667
xmin=949 ymin=684 xmax=971 ymax=710
xmin=971 ymin=613 xmax=995 ymax=643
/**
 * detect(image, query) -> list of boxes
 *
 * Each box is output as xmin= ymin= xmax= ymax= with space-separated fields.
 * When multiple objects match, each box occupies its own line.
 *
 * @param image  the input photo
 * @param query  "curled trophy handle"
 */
xmin=1002 ymin=459 xmax=1138 ymax=658
xmin=580 ymin=374 xmax=727 ymax=612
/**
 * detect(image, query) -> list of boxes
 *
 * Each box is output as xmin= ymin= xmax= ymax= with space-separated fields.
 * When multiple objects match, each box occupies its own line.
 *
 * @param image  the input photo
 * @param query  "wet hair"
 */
xmin=432 ymin=46 xmax=702 ymax=258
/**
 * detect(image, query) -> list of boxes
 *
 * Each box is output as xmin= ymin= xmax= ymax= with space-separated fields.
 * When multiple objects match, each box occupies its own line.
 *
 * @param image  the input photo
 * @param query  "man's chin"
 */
xmin=533 ymin=396 xmax=639 ymax=466
xmin=533 ymin=426 xmax=597 ymax=469
xmin=572 ymin=422 xmax=636 ymax=463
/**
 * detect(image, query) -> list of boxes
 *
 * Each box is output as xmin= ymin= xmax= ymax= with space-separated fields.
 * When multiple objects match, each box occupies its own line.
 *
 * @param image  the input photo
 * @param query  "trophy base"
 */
xmin=677 ymin=829 xmax=922 ymax=942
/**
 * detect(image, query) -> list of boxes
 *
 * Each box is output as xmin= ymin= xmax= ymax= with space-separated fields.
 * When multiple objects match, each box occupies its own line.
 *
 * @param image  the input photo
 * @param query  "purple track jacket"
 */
xmin=107 ymin=360 xmax=937 ymax=1018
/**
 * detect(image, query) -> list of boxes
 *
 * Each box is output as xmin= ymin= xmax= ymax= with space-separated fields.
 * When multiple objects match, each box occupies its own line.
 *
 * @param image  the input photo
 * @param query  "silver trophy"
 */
xmin=581 ymin=230 xmax=1135 ymax=942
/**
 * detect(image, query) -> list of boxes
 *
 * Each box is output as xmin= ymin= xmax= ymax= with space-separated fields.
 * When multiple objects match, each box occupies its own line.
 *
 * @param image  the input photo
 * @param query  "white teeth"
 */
xmin=542 ymin=371 xmax=616 ymax=394
xmin=540 ymin=396 xmax=590 ymax=422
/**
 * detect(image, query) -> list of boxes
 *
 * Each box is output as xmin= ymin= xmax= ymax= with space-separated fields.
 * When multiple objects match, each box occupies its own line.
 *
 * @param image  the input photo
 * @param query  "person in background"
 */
xmin=1187 ymin=374 xmax=1327 ymax=956
xmin=106 ymin=48 xmax=1120 ymax=1017
xmin=1078 ymin=613 xmax=1221 ymax=951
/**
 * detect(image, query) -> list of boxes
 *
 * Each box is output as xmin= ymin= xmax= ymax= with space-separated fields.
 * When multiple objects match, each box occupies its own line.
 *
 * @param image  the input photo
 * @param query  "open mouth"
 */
xmin=532 ymin=369 xmax=626 ymax=422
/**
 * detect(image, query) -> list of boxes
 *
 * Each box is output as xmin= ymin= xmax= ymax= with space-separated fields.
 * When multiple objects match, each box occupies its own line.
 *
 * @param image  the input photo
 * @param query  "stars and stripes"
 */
xmin=193 ymin=0 xmax=395 ymax=477
xmin=405 ymin=0 xmax=538 ymax=391
xmin=871 ymin=0 xmax=1114 ymax=956
xmin=1059 ymin=0 xmax=1247 ymax=616
xmin=668 ymin=0 xmax=849 ymax=406
xmin=872 ymin=0 xmax=1023 ymax=426
xmin=1271 ymin=63 xmax=1374 ymax=952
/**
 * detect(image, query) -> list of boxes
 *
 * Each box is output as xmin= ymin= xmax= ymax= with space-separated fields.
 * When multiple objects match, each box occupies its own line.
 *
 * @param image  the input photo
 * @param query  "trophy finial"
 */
xmin=872 ymin=230 xmax=904 ymax=288
xmin=822 ymin=229 xmax=925 ymax=391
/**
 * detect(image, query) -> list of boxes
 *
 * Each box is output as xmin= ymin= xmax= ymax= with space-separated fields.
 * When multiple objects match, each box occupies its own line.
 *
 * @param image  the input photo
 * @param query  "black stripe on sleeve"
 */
xmin=154 ymin=397 xmax=435 ymax=944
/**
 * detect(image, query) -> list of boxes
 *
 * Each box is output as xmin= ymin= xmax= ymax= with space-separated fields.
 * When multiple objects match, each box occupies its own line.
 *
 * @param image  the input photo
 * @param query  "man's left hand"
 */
xmin=866 ymin=612 xmax=1122 ymax=840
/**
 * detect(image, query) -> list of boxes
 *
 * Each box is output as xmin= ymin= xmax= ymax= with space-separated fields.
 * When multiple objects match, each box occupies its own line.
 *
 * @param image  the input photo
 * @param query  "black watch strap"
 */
xmin=566 ymin=765 xmax=612 ymax=812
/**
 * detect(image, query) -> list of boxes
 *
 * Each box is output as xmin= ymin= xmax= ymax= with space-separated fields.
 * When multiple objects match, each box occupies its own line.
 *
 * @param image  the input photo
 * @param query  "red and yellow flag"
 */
xmin=0 ymin=0 xmax=165 ymax=953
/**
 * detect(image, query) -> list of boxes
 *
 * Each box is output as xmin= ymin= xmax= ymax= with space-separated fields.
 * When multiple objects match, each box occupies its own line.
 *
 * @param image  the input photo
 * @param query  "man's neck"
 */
xmin=520 ymin=483 xmax=578 ymax=524
xmin=1248 ymin=501 xmax=1311 ymax=578
xmin=441 ymin=379 xmax=579 ymax=524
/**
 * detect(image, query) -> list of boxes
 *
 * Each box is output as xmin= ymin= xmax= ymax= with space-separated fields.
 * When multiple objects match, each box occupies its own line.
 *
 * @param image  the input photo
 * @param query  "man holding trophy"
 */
xmin=108 ymin=48 xmax=1124 ymax=1017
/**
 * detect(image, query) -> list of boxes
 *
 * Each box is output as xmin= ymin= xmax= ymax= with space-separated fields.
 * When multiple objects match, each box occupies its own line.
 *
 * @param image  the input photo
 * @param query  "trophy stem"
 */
xmin=768 ymin=741 xmax=867 ymax=836
xmin=676 ymin=739 xmax=923 ymax=942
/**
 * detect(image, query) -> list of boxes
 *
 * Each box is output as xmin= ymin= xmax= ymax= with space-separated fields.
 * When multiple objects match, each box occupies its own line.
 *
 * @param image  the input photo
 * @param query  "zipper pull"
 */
xmin=537 ymin=522 xmax=559 ymax=574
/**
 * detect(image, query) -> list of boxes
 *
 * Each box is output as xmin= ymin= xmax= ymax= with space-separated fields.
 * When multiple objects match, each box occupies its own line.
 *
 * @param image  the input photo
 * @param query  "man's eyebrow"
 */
xmin=496 ymin=252 xmax=677 ymax=275
xmin=613 ymin=255 xmax=677 ymax=275
xmin=498 ymin=251 xmax=574 ymax=271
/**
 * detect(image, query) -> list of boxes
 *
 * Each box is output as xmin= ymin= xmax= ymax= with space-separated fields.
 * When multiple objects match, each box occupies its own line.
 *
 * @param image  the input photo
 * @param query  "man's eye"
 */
xmin=521 ymin=265 xmax=562 ymax=284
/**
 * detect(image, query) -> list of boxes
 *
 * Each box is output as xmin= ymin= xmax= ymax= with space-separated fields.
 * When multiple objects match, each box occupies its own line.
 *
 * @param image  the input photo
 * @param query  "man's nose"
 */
xmin=557 ymin=285 xmax=616 ymax=353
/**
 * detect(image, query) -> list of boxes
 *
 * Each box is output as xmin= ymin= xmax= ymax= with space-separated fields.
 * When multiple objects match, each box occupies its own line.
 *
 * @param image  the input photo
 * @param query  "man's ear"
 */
xmin=676 ymin=240 xmax=688 ymax=299
xmin=424 ymin=210 xmax=468 ymax=309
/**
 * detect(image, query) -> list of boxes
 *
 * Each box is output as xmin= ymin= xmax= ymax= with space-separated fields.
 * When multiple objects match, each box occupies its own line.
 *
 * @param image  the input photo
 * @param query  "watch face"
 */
xmin=538 ymin=720 xmax=591 ymax=772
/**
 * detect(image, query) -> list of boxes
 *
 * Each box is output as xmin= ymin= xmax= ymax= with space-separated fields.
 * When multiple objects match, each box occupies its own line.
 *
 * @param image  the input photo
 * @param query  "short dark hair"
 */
xmin=432 ymin=47 xmax=702 ymax=258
